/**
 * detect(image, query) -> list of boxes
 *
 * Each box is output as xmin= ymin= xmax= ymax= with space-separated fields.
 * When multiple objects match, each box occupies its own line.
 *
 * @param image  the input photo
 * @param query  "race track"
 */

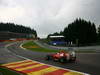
xmin=0 ymin=41 xmax=100 ymax=75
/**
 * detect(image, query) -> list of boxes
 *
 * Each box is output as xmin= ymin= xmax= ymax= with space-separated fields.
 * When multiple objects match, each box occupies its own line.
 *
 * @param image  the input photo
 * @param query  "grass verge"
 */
xmin=0 ymin=67 xmax=22 ymax=75
xmin=22 ymin=41 xmax=59 ymax=53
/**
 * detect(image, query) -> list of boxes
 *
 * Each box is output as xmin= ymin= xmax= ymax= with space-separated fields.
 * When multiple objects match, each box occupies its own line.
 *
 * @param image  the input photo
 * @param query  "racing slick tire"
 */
xmin=59 ymin=57 xmax=66 ymax=63
xmin=45 ymin=55 xmax=52 ymax=60
xmin=70 ymin=57 xmax=76 ymax=63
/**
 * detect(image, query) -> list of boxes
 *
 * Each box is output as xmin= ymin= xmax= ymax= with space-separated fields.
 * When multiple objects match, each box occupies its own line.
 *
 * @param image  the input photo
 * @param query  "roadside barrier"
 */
xmin=0 ymin=39 xmax=33 ymax=42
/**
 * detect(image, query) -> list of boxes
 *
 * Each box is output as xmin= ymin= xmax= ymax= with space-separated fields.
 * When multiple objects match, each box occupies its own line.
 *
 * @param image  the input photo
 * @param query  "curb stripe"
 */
xmin=64 ymin=72 xmax=83 ymax=75
xmin=21 ymin=65 xmax=50 ymax=73
xmin=27 ymin=67 xmax=58 ymax=75
xmin=3 ymin=60 xmax=32 ymax=66
xmin=16 ymin=64 xmax=45 ymax=71
xmin=6 ymin=62 xmax=34 ymax=68
xmin=44 ymin=69 xmax=69 ymax=75
xmin=12 ymin=63 xmax=39 ymax=69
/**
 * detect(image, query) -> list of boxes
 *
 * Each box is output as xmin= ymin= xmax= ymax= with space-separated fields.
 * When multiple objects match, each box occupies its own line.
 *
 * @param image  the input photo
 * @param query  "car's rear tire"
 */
xmin=70 ymin=57 xmax=76 ymax=63
xmin=59 ymin=57 xmax=66 ymax=63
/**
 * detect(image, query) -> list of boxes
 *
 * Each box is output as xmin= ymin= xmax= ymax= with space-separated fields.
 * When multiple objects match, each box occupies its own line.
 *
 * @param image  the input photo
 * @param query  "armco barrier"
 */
xmin=1 ymin=60 xmax=90 ymax=75
xmin=0 ymin=39 xmax=33 ymax=42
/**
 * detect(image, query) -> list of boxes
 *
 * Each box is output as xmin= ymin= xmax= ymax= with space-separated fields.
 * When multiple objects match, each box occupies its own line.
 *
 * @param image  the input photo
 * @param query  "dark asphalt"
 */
xmin=0 ymin=42 xmax=24 ymax=64
xmin=0 ymin=41 xmax=100 ymax=75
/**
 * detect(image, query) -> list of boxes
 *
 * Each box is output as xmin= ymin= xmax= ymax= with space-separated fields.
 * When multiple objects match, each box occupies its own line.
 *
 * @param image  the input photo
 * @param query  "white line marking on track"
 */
xmin=20 ymin=40 xmax=32 ymax=50
xmin=20 ymin=42 xmax=27 ymax=50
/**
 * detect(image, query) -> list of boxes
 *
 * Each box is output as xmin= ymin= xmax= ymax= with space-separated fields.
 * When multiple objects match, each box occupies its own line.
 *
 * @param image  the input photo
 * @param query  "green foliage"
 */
xmin=47 ymin=32 xmax=59 ymax=38
xmin=97 ymin=25 xmax=100 ymax=42
xmin=47 ymin=32 xmax=63 ymax=39
xmin=0 ymin=22 xmax=37 ymax=37
xmin=0 ymin=67 xmax=21 ymax=75
xmin=63 ymin=18 xmax=97 ymax=45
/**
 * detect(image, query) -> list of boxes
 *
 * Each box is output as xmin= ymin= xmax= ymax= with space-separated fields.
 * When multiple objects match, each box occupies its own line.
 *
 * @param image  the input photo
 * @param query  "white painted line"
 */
xmin=5 ymin=42 xmax=17 ymax=48
xmin=20 ymin=43 xmax=27 ymax=50
xmin=20 ymin=40 xmax=32 ymax=50
xmin=5 ymin=41 xmax=90 ymax=75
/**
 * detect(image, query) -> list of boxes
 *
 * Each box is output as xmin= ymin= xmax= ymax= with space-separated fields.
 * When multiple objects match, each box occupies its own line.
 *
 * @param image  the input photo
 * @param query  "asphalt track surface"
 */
xmin=0 ymin=41 xmax=100 ymax=75
xmin=0 ymin=42 xmax=24 ymax=64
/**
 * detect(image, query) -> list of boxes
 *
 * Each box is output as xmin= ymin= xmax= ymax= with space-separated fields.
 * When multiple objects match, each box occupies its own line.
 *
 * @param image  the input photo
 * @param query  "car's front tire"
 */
xmin=45 ymin=55 xmax=52 ymax=60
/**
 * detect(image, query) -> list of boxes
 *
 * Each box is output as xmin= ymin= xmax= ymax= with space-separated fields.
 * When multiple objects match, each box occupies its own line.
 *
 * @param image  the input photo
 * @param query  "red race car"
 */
xmin=45 ymin=50 xmax=76 ymax=63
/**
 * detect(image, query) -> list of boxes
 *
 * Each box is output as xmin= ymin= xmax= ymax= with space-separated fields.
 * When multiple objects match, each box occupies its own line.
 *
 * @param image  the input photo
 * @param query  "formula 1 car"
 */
xmin=45 ymin=50 xmax=76 ymax=63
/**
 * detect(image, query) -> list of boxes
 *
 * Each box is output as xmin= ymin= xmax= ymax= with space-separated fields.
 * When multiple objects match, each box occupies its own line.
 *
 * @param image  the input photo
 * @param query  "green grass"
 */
xmin=22 ymin=41 xmax=59 ymax=52
xmin=0 ymin=67 xmax=22 ymax=75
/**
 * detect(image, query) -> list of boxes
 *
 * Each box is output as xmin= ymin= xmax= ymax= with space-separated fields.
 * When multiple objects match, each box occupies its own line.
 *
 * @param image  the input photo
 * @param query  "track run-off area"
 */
xmin=0 ymin=40 xmax=100 ymax=75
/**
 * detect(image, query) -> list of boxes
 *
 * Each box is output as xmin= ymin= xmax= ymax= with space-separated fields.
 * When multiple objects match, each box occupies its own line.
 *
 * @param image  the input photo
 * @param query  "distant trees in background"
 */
xmin=47 ymin=32 xmax=61 ymax=38
xmin=0 ymin=22 xmax=37 ymax=37
xmin=63 ymin=18 xmax=97 ymax=45
xmin=98 ymin=25 xmax=100 ymax=43
xmin=48 ymin=18 xmax=100 ymax=46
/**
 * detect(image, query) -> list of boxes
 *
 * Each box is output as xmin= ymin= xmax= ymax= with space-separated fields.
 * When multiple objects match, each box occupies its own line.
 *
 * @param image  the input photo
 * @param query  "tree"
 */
xmin=63 ymin=18 xmax=97 ymax=45
xmin=98 ymin=25 xmax=100 ymax=42
xmin=47 ymin=32 xmax=61 ymax=39
xmin=0 ymin=22 xmax=37 ymax=37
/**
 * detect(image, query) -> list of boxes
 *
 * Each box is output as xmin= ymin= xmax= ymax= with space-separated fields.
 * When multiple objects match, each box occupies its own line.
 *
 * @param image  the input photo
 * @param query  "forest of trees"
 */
xmin=0 ymin=22 xmax=37 ymax=37
xmin=98 ymin=25 xmax=100 ymax=43
xmin=48 ymin=18 xmax=100 ymax=46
